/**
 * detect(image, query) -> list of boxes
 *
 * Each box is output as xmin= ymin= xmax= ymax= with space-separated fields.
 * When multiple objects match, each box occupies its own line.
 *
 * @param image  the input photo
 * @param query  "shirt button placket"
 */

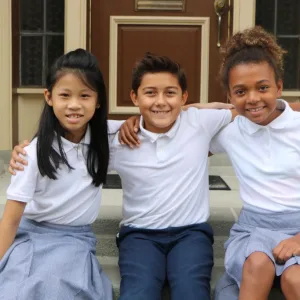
xmin=156 ymin=139 xmax=164 ymax=162
xmin=265 ymin=128 xmax=271 ymax=160
xmin=78 ymin=144 xmax=88 ymax=176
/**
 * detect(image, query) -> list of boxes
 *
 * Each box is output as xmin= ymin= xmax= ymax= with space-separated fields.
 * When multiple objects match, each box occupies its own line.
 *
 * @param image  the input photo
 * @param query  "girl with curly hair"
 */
xmin=212 ymin=26 xmax=300 ymax=300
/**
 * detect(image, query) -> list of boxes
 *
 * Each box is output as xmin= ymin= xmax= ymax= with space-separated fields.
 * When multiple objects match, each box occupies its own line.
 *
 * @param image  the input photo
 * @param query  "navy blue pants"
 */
xmin=117 ymin=223 xmax=214 ymax=300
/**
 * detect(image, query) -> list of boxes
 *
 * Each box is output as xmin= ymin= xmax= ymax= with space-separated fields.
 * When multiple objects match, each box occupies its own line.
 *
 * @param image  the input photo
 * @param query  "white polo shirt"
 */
xmin=210 ymin=100 xmax=300 ymax=212
xmin=6 ymin=127 xmax=103 ymax=225
xmin=109 ymin=108 xmax=232 ymax=229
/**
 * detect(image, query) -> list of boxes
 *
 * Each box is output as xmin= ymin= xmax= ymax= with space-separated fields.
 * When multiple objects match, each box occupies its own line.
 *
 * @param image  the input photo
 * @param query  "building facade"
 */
xmin=0 ymin=0 xmax=299 ymax=155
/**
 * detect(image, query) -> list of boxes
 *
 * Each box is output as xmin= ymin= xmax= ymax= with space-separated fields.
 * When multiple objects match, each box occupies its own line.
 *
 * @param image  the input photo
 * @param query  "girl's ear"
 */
xmin=130 ymin=90 xmax=139 ymax=106
xmin=276 ymin=80 xmax=283 ymax=98
xmin=44 ymin=89 xmax=53 ymax=106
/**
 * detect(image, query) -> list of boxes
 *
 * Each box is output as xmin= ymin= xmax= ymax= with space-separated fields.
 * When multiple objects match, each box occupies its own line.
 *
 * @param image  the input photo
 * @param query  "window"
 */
xmin=256 ymin=0 xmax=300 ymax=90
xmin=18 ymin=0 xmax=64 ymax=87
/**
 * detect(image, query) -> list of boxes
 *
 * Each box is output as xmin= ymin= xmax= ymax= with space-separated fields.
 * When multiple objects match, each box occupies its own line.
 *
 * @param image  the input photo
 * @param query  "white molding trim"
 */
xmin=109 ymin=16 xmax=210 ymax=114
xmin=0 ymin=0 xmax=12 ymax=149
xmin=65 ymin=0 xmax=87 ymax=51
xmin=14 ymin=88 xmax=45 ymax=94
xmin=233 ymin=0 xmax=256 ymax=33
xmin=282 ymin=91 xmax=300 ymax=97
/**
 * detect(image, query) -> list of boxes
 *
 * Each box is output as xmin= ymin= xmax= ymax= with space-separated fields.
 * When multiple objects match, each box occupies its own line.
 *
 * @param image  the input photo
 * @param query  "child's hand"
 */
xmin=273 ymin=235 xmax=300 ymax=264
xmin=8 ymin=140 xmax=29 ymax=175
xmin=182 ymin=102 xmax=234 ymax=111
xmin=119 ymin=116 xmax=141 ymax=148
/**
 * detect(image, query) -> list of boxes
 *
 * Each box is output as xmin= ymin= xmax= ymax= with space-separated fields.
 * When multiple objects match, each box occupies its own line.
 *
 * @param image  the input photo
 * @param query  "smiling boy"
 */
xmin=107 ymin=53 xmax=233 ymax=300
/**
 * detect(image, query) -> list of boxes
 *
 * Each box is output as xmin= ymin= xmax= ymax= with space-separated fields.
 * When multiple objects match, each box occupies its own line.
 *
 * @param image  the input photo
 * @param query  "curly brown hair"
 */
xmin=220 ymin=26 xmax=287 ymax=91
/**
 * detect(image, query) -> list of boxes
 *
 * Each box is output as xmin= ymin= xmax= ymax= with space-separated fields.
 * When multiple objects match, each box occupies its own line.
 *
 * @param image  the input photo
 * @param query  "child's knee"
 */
xmin=281 ymin=265 xmax=300 ymax=290
xmin=243 ymin=252 xmax=274 ymax=275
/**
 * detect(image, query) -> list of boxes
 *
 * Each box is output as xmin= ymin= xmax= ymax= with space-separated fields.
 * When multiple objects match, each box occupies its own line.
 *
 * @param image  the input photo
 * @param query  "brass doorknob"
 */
xmin=214 ymin=0 xmax=227 ymax=47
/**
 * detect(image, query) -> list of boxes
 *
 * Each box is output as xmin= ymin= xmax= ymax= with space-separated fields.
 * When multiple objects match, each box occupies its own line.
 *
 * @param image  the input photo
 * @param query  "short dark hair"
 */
xmin=131 ymin=53 xmax=187 ymax=94
xmin=220 ymin=26 xmax=286 ymax=91
xmin=35 ymin=48 xmax=109 ymax=187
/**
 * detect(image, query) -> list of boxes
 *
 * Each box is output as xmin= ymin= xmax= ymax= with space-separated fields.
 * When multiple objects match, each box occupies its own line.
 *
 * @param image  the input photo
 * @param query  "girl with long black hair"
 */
xmin=0 ymin=49 xmax=114 ymax=300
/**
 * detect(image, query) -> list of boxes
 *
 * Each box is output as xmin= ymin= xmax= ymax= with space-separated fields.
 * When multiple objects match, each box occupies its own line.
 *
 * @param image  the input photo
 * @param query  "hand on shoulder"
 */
xmin=8 ymin=140 xmax=30 ymax=175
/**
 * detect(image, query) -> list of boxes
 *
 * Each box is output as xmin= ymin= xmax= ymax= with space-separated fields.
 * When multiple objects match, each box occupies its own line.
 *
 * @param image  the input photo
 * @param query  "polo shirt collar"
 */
xmin=139 ymin=114 xmax=181 ymax=143
xmin=242 ymin=99 xmax=292 ymax=135
xmin=52 ymin=125 xmax=91 ymax=153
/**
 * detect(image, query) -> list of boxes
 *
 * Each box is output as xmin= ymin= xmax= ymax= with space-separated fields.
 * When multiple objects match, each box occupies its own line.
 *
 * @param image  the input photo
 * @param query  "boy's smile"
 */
xmin=228 ymin=62 xmax=283 ymax=126
xmin=131 ymin=72 xmax=188 ymax=133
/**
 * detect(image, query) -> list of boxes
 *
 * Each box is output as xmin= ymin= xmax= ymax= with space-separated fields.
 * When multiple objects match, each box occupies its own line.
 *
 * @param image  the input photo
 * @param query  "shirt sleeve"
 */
xmin=6 ymin=145 xmax=39 ymax=203
xmin=209 ymin=129 xmax=226 ymax=154
xmin=107 ymin=120 xmax=125 ymax=134
xmin=192 ymin=108 xmax=232 ymax=139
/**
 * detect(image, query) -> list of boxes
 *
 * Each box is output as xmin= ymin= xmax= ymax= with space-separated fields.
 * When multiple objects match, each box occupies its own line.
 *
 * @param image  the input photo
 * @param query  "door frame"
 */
xmin=108 ymin=16 xmax=210 ymax=114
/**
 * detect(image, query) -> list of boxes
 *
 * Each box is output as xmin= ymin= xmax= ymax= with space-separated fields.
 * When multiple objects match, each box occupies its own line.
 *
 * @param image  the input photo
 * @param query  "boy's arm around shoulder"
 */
xmin=0 ymin=200 xmax=26 ymax=260
xmin=8 ymin=140 xmax=30 ymax=174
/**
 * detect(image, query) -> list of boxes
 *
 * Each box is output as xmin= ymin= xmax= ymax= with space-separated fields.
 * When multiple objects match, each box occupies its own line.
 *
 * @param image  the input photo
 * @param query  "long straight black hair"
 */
xmin=35 ymin=48 xmax=109 ymax=187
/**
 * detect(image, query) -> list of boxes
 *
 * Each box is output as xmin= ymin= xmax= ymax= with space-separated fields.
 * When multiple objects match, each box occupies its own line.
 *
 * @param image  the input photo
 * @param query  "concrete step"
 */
xmin=209 ymin=153 xmax=232 ymax=167
xmin=95 ymin=234 xmax=227 ymax=259
xmin=209 ymin=166 xmax=236 ymax=177
xmin=0 ymin=159 xmax=4 ymax=176
xmin=0 ymin=150 xmax=10 ymax=164
xmin=98 ymin=256 xmax=285 ymax=300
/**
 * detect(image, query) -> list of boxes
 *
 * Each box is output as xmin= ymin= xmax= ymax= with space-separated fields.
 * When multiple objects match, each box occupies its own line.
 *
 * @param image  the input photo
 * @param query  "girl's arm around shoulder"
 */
xmin=288 ymin=102 xmax=300 ymax=112
xmin=0 ymin=200 xmax=26 ymax=260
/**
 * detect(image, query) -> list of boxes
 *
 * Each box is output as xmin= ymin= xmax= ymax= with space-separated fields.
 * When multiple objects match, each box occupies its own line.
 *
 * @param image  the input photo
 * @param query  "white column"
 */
xmin=233 ymin=0 xmax=256 ymax=33
xmin=65 ymin=0 xmax=87 ymax=52
xmin=0 ymin=0 xmax=12 ymax=150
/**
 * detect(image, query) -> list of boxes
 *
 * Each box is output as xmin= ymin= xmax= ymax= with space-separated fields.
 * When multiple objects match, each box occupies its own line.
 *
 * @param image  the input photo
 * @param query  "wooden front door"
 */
xmin=90 ymin=0 xmax=233 ymax=118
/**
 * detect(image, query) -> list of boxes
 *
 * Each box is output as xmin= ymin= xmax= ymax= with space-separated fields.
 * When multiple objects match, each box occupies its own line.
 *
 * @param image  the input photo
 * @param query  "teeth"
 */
xmin=152 ymin=111 xmax=170 ymax=114
xmin=248 ymin=107 xmax=263 ymax=112
xmin=67 ymin=114 xmax=81 ymax=118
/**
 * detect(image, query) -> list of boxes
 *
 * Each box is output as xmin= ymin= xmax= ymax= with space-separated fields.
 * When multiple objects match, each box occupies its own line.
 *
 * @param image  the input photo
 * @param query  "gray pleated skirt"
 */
xmin=225 ymin=208 xmax=300 ymax=287
xmin=0 ymin=218 xmax=113 ymax=300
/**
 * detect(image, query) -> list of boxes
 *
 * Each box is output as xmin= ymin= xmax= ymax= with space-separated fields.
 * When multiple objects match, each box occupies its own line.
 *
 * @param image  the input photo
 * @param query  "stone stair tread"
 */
xmin=0 ymin=159 xmax=4 ymax=176
xmin=209 ymin=166 xmax=236 ymax=177
xmin=209 ymin=153 xmax=232 ymax=166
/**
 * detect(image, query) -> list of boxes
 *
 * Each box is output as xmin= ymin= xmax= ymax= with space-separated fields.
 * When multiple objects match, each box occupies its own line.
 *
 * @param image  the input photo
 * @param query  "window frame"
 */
xmin=255 ymin=0 xmax=300 ymax=92
xmin=14 ymin=0 xmax=64 ymax=87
